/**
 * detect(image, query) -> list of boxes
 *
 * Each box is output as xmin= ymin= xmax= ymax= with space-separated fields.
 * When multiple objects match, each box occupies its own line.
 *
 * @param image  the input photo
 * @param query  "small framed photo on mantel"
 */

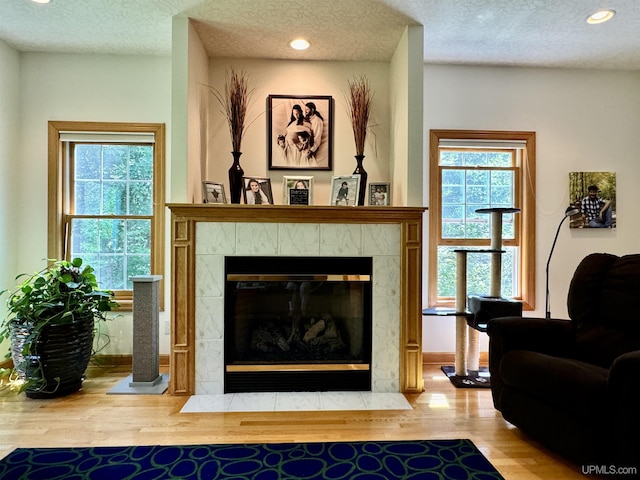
xmin=369 ymin=182 xmax=391 ymax=206
xmin=242 ymin=177 xmax=273 ymax=205
xmin=330 ymin=175 xmax=360 ymax=207
xmin=202 ymin=181 xmax=227 ymax=204
xmin=283 ymin=176 xmax=314 ymax=205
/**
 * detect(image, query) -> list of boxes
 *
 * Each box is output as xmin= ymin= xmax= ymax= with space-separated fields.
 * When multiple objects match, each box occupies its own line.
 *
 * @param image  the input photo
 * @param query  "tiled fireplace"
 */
xmin=167 ymin=205 xmax=425 ymax=396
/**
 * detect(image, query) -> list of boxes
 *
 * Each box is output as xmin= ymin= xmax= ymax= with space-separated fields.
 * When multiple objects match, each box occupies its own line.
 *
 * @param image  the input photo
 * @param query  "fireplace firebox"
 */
xmin=224 ymin=256 xmax=372 ymax=393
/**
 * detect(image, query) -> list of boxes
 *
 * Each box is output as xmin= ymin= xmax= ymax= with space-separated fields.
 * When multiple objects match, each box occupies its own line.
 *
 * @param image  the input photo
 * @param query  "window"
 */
xmin=48 ymin=122 xmax=165 ymax=310
xmin=428 ymin=130 xmax=536 ymax=310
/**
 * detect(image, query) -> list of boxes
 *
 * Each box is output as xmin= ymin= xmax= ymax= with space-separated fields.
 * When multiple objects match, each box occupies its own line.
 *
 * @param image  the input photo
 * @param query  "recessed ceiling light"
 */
xmin=289 ymin=38 xmax=310 ymax=51
xmin=31 ymin=0 xmax=52 ymax=3
xmin=586 ymin=9 xmax=616 ymax=24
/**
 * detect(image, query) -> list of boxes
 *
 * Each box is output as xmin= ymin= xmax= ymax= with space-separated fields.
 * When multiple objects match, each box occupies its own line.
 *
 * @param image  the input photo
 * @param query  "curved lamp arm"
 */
xmin=545 ymin=207 xmax=580 ymax=319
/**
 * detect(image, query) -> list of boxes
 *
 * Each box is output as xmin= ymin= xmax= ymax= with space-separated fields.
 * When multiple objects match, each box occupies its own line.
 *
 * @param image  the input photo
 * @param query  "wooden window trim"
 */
xmin=47 ymin=121 xmax=166 ymax=311
xmin=428 ymin=129 xmax=536 ymax=311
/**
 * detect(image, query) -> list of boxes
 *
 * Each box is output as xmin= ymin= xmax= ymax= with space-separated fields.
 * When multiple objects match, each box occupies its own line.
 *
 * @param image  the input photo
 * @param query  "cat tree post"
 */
xmin=455 ymin=250 xmax=468 ymax=376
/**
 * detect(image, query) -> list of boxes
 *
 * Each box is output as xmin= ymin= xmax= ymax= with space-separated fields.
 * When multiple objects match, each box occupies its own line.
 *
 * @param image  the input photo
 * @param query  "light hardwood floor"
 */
xmin=0 ymin=363 xmax=605 ymax=479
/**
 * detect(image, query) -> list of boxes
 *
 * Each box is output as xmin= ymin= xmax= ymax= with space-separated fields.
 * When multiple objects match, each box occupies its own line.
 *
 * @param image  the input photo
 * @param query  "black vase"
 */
xmin=228 ymin=151 xmax=244 ymax=204
xmin=353 ymin=154 xmax=367 ymax=206
xmin=9 ymin=314 xmax=95 ymax=399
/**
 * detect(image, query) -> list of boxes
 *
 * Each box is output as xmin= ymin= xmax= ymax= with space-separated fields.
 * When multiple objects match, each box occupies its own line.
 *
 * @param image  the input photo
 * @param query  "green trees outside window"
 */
xmin=437 ymin=149 xmax=518 ymax=299
xmin=70 ymin=144 xmax=154 ymax=291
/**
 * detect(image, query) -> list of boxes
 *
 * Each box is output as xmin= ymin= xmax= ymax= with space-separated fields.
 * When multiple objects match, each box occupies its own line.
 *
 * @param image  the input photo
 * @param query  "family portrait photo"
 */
xmin=242 ymin=177 xmax=273 ymax=205
xmin=268 ymin=95 xmax=333 ymax=170
xmin=202 ymin=181 xmax=227 ymax=204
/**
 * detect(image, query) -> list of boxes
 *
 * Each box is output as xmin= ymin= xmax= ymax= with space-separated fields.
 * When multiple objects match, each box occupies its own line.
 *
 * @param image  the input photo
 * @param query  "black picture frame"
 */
xmin=268 ymin=95 xmax=333 ymax=170
xmin=369 ymin=182 xmax=391 ymax=206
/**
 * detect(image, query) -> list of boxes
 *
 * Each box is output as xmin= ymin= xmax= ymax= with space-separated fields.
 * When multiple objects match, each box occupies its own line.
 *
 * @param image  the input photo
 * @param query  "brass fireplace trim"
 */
xmin=167 ymin=204 xmax=426 ymax=395
xmin=227 ymin=364 xmax=370 ymax=372
xmin=227 ymin=274 xmax=371 ymax=282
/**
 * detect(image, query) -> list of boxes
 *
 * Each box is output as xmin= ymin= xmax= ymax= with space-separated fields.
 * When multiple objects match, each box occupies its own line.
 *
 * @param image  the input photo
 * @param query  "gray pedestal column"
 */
xmin=130 ymin=275 xmax=163 ymax=386
xmin=108 ymin=275 xmax=169 ymax=395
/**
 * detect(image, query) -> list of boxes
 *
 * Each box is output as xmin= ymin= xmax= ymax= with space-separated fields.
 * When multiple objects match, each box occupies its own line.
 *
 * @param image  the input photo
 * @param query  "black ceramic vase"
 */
xmin=353 ymin=154 xmax=367 ymax=206
xmin=228 ymin=151 xmax=244 ymax=204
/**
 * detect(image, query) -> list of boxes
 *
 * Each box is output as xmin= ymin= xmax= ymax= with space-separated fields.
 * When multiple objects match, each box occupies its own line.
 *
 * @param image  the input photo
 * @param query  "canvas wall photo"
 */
xmin=268 ymin=95 xmax=333 ymax=170
xmin=569 ymin=171 xmax=616 ymax=228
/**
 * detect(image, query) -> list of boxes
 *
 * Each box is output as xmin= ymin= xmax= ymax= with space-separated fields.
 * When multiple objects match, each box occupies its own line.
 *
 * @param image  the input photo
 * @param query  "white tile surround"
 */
xmin=181 ymin=391 xmax=412 ymax=413
xmin=193 ymin=221 xmax=402 ymax=396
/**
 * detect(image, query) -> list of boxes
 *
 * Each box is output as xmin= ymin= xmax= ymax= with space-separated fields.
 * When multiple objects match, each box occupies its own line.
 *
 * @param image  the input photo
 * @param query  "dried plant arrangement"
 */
xmin=345 ymin=75 xmax=374 ymax=156
xmin=207 ymin=68 xmax=255 ymax=153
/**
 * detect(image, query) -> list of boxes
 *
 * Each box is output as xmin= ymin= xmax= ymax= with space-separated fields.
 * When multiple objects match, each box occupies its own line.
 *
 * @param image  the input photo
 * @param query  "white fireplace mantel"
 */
xmin=167 ymin=204 xmax=426 ymax=395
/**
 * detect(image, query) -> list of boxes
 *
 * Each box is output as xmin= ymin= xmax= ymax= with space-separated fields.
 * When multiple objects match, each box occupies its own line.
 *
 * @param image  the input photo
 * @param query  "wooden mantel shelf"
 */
xmin=166 ymin=204 xmax=426 ymax=224
xmin=167 ymin=203 xmax=427 ymax=395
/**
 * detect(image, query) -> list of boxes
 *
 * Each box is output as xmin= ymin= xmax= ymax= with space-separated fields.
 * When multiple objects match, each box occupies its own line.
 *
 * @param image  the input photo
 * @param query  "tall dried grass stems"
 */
xmin=346 ymin=75 xmax=374 ymax=156
xmin=208 ymin=68 xmax=255 ymax=153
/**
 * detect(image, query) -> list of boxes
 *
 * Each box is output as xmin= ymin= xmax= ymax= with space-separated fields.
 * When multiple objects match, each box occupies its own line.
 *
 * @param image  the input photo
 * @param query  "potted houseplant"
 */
xmin=0 ymin=258 xmax=116 ymax=398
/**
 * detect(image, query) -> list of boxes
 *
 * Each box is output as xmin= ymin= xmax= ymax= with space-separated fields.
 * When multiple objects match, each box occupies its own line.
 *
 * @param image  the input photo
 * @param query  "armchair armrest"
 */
xmin=487 ymin=317 xmax=574 ymax=357
xmin=608 ymin=350 xmax=640 ymax=467
xmin=609 ymin=350 xmax=640 ymax=396
xmin=487 ymin=317 xmax=574 ymax=411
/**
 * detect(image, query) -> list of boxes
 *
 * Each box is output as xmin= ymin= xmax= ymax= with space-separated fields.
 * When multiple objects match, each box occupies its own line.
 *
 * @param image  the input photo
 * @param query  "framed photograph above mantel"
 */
xmin=268 ymin=95 xmax=333 ymax=171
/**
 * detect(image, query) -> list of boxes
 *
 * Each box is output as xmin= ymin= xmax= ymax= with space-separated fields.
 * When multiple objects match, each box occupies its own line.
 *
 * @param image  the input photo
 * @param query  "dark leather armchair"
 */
xmin=488 ymin=253 xmax=640 ymax=468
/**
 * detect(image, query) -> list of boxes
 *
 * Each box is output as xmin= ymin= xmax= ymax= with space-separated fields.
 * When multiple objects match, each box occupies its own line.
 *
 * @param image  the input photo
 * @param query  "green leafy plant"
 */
xmin=0 ymin=258 xmax=117 ymax=393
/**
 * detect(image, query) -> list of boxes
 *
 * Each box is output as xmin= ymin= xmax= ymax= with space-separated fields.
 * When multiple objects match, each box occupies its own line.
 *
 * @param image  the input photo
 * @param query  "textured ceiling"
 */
xmin=1 ymin=0 xmax=640 ymax=70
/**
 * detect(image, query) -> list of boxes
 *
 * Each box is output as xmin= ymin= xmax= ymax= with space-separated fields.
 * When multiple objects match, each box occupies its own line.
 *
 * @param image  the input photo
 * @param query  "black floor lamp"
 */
xmin=545 ymin=206 xmax=581 ymax=319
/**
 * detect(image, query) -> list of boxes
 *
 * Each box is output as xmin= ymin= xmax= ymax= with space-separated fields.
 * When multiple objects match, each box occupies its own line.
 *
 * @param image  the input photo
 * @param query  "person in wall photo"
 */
xmin=274 ymin=134 xmax=288 ymax=165
xmin=284 ymin=104 xmax=312 ymax=166
xmin=245 ymin=179 xmax=270 ymax=205
xmin=304 ymin=102 xmax=324 ymax=166
xmin=581 ymin=184 xmax=614 ymax=228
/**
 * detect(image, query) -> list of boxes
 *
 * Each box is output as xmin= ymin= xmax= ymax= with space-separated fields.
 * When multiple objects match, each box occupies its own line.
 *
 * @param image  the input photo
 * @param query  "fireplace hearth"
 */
xmin=225 ymin=256 xmax=372 ymax=392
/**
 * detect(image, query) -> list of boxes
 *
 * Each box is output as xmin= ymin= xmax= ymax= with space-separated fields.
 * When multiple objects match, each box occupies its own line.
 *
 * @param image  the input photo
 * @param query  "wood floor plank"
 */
xmin=0 ymin=364 xmax=607 ymax=479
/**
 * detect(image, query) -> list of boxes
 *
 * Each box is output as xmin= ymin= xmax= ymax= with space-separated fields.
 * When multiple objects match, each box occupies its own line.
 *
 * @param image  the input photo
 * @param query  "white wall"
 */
xmin=15 ymin=52 xmax=173 ymax=354
xmin=0 ymin=40 xmax=21 ymax=356
xmin=0 ymin=41 xmax=20 ymax=293
xmin=423 ymin=64 xmax=640 ymax=352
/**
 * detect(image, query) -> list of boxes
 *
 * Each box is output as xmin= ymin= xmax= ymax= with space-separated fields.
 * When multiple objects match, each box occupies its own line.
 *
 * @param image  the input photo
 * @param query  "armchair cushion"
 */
xmin=500 ymin=350 xmax=608 ymax=419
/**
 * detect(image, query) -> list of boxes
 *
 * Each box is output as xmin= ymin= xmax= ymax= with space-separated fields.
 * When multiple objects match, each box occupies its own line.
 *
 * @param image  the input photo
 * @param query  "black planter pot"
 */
xmin=9 ymin=314 xmax=95 ymax=399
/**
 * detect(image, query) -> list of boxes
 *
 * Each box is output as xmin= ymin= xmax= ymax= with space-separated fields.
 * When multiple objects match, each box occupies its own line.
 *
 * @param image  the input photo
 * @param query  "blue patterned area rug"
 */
xmin=0 ymin=439 xmax=503 ymax=479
